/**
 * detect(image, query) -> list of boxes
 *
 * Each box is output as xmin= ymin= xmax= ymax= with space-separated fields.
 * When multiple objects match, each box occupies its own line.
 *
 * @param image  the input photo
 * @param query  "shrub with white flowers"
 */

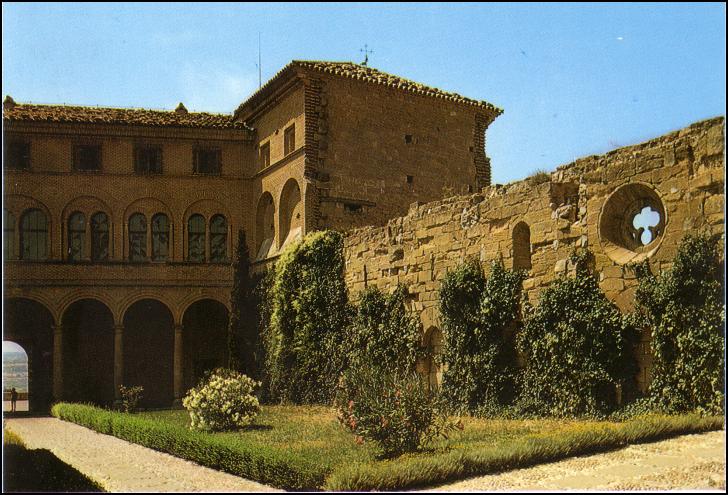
xmin=183 ymin=368 xmax=261 ymax=431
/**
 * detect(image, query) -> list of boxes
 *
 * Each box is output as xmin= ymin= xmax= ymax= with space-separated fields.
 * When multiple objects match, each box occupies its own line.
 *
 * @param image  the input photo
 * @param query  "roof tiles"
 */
xmin=3 ymin=102 xmax=247 ymax=130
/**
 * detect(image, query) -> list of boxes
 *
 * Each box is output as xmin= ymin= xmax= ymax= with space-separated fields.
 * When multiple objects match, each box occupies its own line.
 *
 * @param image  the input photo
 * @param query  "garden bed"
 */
xmin=51 ymin=402 xmax=723 ymax=491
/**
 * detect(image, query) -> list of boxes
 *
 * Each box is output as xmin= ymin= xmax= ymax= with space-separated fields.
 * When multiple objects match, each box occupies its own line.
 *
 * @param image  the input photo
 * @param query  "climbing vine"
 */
xmin=346 ymin=284 xmax=423 ymax=375
xmin=263 ymin=230 xmax=352 ymax=404
xmin=517 ymin=250 xmax=638 ymax=417
xmin=631 ymin=232 xmax=725 ymax=415
xmin=438 ymin=258 xmax=525 ymax=415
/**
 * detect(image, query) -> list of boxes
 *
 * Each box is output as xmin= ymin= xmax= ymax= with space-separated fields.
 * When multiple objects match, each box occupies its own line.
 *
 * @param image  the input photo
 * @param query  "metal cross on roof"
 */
xmin=360 ymin=44 xmax=374 ymax=66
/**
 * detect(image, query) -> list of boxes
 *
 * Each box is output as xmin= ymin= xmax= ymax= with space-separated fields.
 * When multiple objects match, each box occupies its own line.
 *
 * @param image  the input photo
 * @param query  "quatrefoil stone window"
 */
xmin=599 ymin=183 xmax=666 ymax=264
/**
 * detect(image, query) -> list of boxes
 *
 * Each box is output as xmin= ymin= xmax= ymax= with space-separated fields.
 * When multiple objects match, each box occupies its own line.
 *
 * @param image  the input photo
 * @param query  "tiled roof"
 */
xmin=236 ymin=60 xmax=503 ymax=117
xmin=3 ymin=101 xmax=248 ymax=130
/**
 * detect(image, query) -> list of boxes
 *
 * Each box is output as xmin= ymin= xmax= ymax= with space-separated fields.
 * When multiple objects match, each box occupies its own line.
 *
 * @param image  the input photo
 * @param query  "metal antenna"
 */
xmin=258 ymin=32 xmax=262 ymax=89
xmin=359 ymin=44 xmax=373 ymax=66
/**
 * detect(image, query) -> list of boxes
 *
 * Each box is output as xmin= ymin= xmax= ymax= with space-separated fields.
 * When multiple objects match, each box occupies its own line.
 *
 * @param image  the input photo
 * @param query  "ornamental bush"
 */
xmin=517 ymin=250 xmax=637 ymax=417
xmin=118 ymin=385 xmax=143 ymax=413
xmin=346 ymin=284 xmax=423 ymax=375
xmin=439 ymin=259 xmax=525 ymax=415
xmin=183 ymin=368 xmax=260 ymax=431
xmin=334 ymin=365 xmax=459 ymax=457
xmin=631 ymin=232 xmax=725 ymax=415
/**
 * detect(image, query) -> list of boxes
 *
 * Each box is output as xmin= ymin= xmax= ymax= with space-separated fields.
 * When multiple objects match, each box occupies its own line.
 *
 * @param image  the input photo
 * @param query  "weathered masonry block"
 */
xmin=343 ymin=117 xmax=725 ymax=392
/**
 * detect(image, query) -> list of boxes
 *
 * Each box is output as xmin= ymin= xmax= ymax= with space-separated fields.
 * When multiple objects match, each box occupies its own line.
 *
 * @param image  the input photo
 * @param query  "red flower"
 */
xmin=354 ymin=435 xmax=364 ymax=445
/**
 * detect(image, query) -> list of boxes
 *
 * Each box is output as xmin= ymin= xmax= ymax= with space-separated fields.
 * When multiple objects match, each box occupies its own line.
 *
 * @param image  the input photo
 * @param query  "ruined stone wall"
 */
xmin=344 ymin=117 xmax=725 ymax=392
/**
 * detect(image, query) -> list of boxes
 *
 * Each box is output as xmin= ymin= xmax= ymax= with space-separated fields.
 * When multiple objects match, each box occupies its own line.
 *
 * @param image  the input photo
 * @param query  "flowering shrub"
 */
xmin=118 ymin=385 xmax=143 ymax=413
xmin=334 ymin=365 xmax=460 ymax=457
xmin=183 ymin=368 xmax=261 ymax=431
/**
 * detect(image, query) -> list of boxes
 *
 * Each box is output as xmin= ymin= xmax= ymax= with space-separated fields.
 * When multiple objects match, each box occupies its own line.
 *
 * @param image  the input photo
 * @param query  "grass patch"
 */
xmin=3 ymin=426 xmax=104 ymax=492
xmin=51 ymin=403 xmax=724 ymax=491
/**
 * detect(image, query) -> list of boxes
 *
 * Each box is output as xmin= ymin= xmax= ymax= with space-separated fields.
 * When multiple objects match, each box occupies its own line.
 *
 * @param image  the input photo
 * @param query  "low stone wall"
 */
xmin=343 ymin=117 xmax=725 ymax=391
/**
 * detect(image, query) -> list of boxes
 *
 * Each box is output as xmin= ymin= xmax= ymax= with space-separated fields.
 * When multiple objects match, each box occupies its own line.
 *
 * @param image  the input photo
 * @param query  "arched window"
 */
xmin=128 ymin=213 xmax=147 ymax=262
xmin=188 ymin=214 xmax=205 ymax=262
xmin=209 ymin=215 xmax=227 ymax=262
xmin=4 ymin=210 xmax=16 ymax=259
xmin=67 ymin=212 xmax=86 ymax=262
xmin=152 ymin=213 xmax=169 ymax=261
xmin=20 ymin=209 xmax=48 ymax=260
xmin=512 ymin=222 xmax=532 ymax=271
xmin=91 ymin=212 xmax=109 ymax=262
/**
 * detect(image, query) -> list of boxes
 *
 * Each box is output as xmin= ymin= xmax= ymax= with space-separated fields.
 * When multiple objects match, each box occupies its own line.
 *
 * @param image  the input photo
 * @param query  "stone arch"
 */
xmin=278 ymin=178 xmax=303 ymax=249
xmin=255 ymin=192 xmax=276 ymax=260
xmin=177 ymin=293 xmax=230 ymax=323
xmin=512 ymin=221 xmax=532 ymax=271
xmin=181 ymin=299 xmax=230 ymax=392
xmin=61 ymin=299 xmax=115 ymax=406
xmin=3 ymin=298 xmax=54 ymax=412
xmin=122 ymin=298 xmax=175 ymax=408
xmin=58 ymin=292 xmax=119 ymax=325
xmin=423 ymin=326 xmax=444 ymax=390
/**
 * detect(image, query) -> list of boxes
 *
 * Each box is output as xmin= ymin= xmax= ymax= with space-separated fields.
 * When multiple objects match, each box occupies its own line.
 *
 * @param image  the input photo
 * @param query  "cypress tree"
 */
xmin=227 ymin=229 xmax=256 ymax=376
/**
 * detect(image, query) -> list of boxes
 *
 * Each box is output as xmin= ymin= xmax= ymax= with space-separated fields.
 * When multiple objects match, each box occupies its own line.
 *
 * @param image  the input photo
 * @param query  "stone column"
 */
xmin=52 ymin=324 xmax=63 ymax=401
xmin=173 ymin=323 xmax=184 ymax=407
xmin=113 ymin=324 xmax=124 ymax=404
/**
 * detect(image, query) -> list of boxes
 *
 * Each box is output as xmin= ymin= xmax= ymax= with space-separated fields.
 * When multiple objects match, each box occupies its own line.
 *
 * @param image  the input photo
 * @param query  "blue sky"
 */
xmin=2 ymin=3 xmax=725 ymax=184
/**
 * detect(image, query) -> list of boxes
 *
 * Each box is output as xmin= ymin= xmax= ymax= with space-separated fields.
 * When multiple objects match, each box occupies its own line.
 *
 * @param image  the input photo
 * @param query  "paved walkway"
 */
xmin=4 ymin=417 xmax=280 ymax=492
xmin=421 ymin=429 xmax=726 ymax=492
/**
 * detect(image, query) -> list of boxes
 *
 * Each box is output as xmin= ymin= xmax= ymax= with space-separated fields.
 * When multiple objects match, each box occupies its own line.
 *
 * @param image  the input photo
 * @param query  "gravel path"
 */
xmin=4 ymin=417 xmax=281 ymax=493
xmin=420 ymin=429 xmax=726 ymax=492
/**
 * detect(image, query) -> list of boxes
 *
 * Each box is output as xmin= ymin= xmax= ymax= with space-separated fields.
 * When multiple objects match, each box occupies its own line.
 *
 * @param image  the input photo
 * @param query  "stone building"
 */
xmin=2 ymin=60 xmax=502 ymax=411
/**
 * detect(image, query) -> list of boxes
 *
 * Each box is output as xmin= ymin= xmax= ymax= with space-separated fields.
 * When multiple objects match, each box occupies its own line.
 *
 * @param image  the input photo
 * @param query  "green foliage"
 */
xmin=631 ymin=232 xmax=725 ymax=415
xmin=334 ymin=366 xmax=459 ymax=457
xmin=118 ymin=385 xmax=143 ymax=413
xmin=347 ymin=284 xmax=423 ymax=375
xmin=227 ymin=230 xmax=257 ymax=376
xmin=324 ymin=413 xmax=723 ymax=491
xmin=52 ymin=403 xmax=722 ymax=491
xmin=51 ymin=403 xmax=324 ymax=490
xmin=264 ymin=230 xmax=352 ymax=404
xmin=517 ymin=250 xmax=637 ymax=417
xmin=183 ymin=368 xmax=261 ymax=431
xmin=439 ymin=258 xmax=526 ymax=415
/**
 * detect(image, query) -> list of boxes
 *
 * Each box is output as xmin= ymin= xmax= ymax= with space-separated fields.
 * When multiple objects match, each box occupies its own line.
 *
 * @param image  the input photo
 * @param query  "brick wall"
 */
xmin=317 ymin=74 xmax=494 ymax=230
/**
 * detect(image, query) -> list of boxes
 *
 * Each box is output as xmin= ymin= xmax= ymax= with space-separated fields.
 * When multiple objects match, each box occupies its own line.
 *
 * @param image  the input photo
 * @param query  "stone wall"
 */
xmin=343 ymin=116 xmax=725 ymax=392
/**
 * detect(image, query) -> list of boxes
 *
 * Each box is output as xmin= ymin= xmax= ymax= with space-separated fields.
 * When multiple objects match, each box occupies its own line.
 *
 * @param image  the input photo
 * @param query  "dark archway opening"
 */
xmin=61 ymin=299 xmax=114 ymax=406
xmin=123 ymin=299 xmax=174 ymax=408
xmin=3 ymin=298 xmax=53 ymax=412
xmin=182 ymin=299 xmax=229 ymax=393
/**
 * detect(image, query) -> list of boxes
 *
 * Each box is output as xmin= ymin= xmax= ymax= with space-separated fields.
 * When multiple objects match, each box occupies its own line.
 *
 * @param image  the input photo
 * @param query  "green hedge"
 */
xmin=325 ymin=413 xmax=724 ymax=491
xmin=51 ymin=403 xmax=326 ymax=490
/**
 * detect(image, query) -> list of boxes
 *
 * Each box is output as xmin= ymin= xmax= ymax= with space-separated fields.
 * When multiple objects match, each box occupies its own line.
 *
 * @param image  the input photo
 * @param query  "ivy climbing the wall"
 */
xmin=346 ymin=284 xmax=423 ymax=375
xmin=631 ymin=232 xmax=725 ymax=415
xmin=438 ymin=258 xmax=525 ymax=415
xmin=517 ymin=251 xmax=638 ymax=417
xmin=263 ymin=230 xmax=352 ymax=404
